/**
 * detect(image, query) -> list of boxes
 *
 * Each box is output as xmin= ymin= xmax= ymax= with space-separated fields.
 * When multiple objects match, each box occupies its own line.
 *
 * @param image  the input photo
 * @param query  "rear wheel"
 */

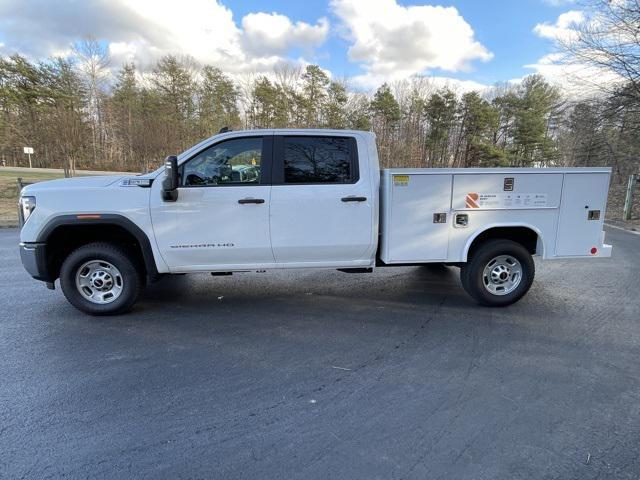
xmin=60 ymin=242 xmax=143 ymax=315
xmin=460 ymin=239 xmax=535 ymax=307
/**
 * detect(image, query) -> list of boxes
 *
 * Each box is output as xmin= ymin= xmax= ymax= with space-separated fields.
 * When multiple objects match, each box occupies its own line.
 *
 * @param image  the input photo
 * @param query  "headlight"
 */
xmin=19 ymin=196 xmax=36 ymax=225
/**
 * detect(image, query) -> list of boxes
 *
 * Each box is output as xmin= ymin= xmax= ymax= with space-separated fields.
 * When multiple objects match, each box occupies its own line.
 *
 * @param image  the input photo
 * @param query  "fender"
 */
xmin=462 ymin=222 xmax=546 ymax=261
xmin=36 ymin=214 xmax=159 ymax=278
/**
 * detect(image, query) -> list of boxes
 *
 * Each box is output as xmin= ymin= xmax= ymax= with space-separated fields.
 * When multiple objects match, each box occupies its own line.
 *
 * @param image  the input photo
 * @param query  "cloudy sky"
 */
xmin=0 ymin=0 xmax=584 ymax=91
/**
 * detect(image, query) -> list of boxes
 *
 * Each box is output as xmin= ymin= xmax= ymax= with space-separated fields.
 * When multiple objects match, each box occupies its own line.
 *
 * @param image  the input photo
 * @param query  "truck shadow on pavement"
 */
xmin=130 ymin=264 xmax=558 ymax=326
xmin=123 ymin=259 xmax=589 ymax=334
xmin=138 ymin=265 xmax=464 ymax=309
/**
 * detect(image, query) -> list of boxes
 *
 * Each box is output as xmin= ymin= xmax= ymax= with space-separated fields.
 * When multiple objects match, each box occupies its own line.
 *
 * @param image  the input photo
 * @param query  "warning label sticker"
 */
xmin=394 ymin=175 xmax=409 ymax=186
xmin=465 ymin=192 xmax=548 ymax=209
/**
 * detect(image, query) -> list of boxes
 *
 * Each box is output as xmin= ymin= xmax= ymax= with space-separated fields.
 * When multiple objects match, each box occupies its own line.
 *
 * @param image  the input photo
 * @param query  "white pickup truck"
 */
xmin=18 ymin=129 xmax=612 ymax=315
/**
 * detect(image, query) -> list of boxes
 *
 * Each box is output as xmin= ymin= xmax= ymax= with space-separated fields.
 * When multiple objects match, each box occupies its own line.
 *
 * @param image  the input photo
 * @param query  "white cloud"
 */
xmin=542 ymin=0 xmax=576 ymax=6
xmin=349 ymin=71 xmax=487 ymax=93
xmin=242 ymin=13 xmax=328 ymax=56
xmin=528 ymin=10 xmax=625 ymax=97
xmin=524 ymin=52 xmax=623 ymax=98
xmin=533 ymin=10 xmax=584 ymax=42
xmin=427 ymin=77 xmax=489 ymax=93
xmin=0 ymin=0 xmax=329 ymax=75
xmin=331 ymin=0 xmax=492 ymax=87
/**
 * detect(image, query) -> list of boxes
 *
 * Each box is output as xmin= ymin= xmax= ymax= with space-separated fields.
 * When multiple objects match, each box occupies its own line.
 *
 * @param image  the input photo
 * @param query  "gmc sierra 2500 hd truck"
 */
xmin=18 ymin=129 xmax=612 ymax=315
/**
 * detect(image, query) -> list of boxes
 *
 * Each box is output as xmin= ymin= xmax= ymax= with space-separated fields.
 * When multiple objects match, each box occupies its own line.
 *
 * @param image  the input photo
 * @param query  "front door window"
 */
xmin=182 ymin=137 xmax=262 ymax=186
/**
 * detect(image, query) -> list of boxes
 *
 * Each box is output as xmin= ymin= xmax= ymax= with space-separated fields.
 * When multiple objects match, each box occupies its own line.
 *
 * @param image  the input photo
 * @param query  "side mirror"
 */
xmin=162 ymin=155 xmax=179 ymax=202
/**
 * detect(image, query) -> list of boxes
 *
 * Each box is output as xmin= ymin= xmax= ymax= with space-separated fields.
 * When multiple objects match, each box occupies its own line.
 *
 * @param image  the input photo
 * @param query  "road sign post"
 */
xmin=623 ymin=174 xmax=638 ymax=221
xmin=23 ymin=147 xmax=34 ymax=168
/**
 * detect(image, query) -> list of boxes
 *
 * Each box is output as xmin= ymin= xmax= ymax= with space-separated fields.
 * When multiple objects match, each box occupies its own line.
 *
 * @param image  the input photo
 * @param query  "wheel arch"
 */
xmin=36 ymin=214 xmax=159 ymax=281
xmin=463 ymin=223 xmax=544 ymax=262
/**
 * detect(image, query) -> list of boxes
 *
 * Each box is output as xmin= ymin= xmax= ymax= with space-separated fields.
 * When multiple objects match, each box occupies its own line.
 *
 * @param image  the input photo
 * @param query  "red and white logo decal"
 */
xmin=466 ymin=192 xmax=479 ymax=209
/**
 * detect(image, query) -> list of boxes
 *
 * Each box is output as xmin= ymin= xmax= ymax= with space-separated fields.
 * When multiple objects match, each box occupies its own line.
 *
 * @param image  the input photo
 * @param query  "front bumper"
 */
xmin=19 ymin=242 xmax=53 ymax=282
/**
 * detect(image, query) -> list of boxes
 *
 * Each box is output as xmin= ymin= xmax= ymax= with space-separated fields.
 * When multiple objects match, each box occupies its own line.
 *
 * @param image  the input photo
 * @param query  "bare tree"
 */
xmin=561 ymin=0 xmax=640 ymax=99
xmin=73 ymin=37 xmax=110 ymax=164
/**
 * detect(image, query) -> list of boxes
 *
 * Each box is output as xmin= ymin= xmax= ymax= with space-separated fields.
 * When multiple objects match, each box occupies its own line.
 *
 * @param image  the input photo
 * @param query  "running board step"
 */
xmin=337 ymin=268 xmax=373 ymax=274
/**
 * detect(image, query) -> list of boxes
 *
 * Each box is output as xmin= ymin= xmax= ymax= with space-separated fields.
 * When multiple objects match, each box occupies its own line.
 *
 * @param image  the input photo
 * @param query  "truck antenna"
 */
xmin=218 ymin=126 xmax=231 ymax=134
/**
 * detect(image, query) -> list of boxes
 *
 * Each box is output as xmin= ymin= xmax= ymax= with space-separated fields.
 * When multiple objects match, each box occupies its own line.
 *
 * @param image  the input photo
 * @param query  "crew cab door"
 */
xmin=150 ymin=135 xmax=275 ymax=271
xmin=269 ymin=134 xmax=375 ymax=267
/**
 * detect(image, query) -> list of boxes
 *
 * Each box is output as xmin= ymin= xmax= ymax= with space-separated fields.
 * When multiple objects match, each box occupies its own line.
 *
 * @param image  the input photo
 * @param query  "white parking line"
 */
xmin=605 ymin=223 xmax=640 ymax=236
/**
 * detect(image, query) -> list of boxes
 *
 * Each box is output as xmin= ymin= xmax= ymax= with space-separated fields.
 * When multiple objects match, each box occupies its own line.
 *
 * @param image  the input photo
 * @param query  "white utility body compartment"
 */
xmin=379 ymin=168 xmax=612 ymax=264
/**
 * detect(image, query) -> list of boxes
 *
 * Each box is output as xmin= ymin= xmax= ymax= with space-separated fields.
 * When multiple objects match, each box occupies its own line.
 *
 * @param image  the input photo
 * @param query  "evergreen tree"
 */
xmin=457 ymin=92 xmax=504 ymax=167
xmin=370 ymin=83 xmax=401 ymax=167
xmin=248 ymin=76 xmax=288 ymax=128
xmin=198 ymin=66 xmax=240 ymax=135
xmin=423 ymin=88 xmax=457 ymax=166
xmin=41 ymin=57 xmax=88 ymax=173
xmin=346 ymin=93 xmax=371 ymax=131
xmin=511 ymin=75 xmax=561 ymax=166
xmin=323 ymin=81 xmax=348 ymax=129
xmin=109 ymin=63 xmax=140 ymax=168
xmin=150 ymin=55 xmax=196 ymax=150
xmin=300 ymin=65 xmax=329 ymax=127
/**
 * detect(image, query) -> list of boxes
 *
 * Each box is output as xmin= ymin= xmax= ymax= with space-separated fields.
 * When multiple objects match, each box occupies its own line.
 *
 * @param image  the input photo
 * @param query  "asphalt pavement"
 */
xmin=1 ymin=226 xmax=639 ymax=479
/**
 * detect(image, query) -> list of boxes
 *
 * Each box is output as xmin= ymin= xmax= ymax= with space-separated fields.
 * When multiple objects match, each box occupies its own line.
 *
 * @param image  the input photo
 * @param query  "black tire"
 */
xmin=460 ymin=239 xmax=535 ymax=307
xmin=59 ymin=242 xmax=143 ymax=315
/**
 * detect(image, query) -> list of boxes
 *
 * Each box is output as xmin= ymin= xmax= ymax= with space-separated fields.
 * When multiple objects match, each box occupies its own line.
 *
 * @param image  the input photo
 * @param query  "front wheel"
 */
xmin=60 ymin=242 xmax=143 ymax=315
xmin=460 ymin=239 xmax=535 ymax=307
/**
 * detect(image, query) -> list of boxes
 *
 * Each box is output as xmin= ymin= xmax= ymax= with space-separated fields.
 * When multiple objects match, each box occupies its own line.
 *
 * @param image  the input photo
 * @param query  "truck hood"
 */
xmin=21 ymin=175 xmax=125 ymax=195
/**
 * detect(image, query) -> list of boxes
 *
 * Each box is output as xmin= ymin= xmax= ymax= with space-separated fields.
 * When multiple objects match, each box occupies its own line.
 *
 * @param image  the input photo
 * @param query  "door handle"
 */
xmin=341 ymin=196 xmax=367 ymax=202
xmin=238 ymin=198 xmax=265 ymax=204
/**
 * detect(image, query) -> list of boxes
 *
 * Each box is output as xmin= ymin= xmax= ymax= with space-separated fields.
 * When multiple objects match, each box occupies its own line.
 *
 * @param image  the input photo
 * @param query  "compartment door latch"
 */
xmin=454 ymin=213 xmax=469 ymax=227
xmin=433 ymin=213 xmax=447 ymax=223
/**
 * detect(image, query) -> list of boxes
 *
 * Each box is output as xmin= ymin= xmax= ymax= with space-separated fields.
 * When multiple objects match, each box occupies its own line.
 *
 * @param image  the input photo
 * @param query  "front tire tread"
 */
xmin=59 ymin=242 xmax=142 ymax=316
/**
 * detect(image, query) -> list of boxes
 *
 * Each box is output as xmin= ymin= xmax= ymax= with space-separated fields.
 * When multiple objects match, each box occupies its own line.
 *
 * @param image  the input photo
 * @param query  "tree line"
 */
xmin=1 ymin=1 xmax=639 ymax=184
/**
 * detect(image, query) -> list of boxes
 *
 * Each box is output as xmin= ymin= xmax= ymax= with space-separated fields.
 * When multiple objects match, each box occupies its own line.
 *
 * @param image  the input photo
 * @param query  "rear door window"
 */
xmin=281 ymin=136 xmax=358 ymax=184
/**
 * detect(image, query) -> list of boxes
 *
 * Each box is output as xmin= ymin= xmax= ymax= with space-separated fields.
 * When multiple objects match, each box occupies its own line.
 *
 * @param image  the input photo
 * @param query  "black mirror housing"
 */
xmin=162 ymin=155 xmax=179 ymax=202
